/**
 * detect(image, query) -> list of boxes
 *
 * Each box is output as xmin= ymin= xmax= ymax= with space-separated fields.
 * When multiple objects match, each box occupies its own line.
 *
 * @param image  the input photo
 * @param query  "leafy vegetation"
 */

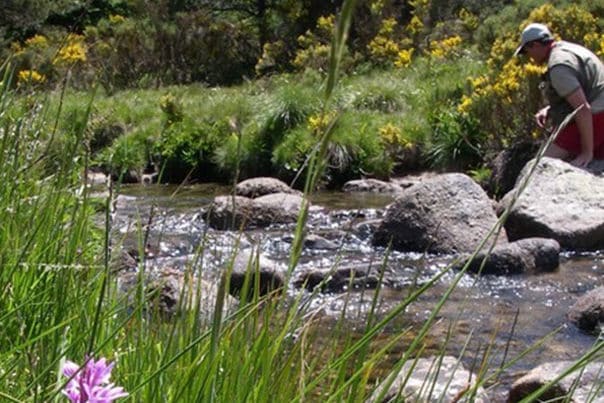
xmin=6 ymin=0 xmax=604 ymax=185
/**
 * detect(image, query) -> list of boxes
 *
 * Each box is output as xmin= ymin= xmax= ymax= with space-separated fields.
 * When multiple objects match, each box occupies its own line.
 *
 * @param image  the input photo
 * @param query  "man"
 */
xmin=515 ymin=23 xmax=604 ymax=167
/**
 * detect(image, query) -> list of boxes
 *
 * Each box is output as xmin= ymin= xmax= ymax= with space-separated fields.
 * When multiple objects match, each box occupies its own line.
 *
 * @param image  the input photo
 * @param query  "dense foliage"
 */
xmin=3 ymin=0 xmax=604 ymax=185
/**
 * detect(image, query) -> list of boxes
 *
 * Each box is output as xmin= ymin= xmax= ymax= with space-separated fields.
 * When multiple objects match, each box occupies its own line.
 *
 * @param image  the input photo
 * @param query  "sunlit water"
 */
xmin=108 ymin=183 xmax=603 ymax=401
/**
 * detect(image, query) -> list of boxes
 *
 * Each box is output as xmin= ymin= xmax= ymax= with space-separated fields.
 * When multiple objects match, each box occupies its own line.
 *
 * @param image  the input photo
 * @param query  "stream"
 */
xmin=108 ymin=182 xmax=604 ymax=401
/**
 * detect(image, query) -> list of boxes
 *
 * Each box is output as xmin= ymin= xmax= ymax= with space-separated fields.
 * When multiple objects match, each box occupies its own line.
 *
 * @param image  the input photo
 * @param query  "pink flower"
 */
xmin=62 ymin=356 xmax=128 ymax=402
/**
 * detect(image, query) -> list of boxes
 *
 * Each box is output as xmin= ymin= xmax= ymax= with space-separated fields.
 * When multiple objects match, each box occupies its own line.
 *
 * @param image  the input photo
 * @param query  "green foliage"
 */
xmin=426 ymin=108 xmax=486 ymax=170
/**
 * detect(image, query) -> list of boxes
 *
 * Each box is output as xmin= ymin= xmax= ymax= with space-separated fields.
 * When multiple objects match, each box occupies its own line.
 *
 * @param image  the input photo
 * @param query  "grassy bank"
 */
xmin=39 ymin=51 xmax=487 ymax=188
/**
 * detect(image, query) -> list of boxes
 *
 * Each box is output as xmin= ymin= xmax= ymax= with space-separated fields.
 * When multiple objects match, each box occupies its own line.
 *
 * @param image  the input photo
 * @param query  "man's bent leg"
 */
xmin=544 ymin=142 xmax=571 ymax=160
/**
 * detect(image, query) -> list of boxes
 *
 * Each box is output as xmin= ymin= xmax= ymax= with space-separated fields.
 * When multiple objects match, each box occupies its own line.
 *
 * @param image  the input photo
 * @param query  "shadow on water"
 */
xmin=110 ymin=183 xmax=603 ymax=400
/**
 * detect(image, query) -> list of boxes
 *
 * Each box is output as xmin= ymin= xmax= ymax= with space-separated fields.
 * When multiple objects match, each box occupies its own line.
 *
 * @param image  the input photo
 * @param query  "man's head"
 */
xmin=514 ymin=23 xmax=553 ymax=58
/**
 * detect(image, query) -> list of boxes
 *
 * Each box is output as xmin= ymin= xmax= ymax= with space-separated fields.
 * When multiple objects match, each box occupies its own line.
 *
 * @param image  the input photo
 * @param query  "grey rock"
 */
xmin=203 ymin=194 xmax=302 ymax=230
xmin=568 ymin=286 xmax=604 ymax=335
xmin=235 ymin=177 xmax=300 ymax=198
xmin=368 ymin=355 xmax=489 ymax=403
xmin=508 ymin=360 xmax=604 ymax=402
xmin=372 ymin=173 xmax=507 ymax=254
xmin=454 ymin=237 xmax=560 ymax=275
xmin=498 ymin=157 xmax=604 ymax=250
xmin=343 ymin=179 xmax=403 ymax=194
xmin=228 ymin=249 xmax=286 ymax=298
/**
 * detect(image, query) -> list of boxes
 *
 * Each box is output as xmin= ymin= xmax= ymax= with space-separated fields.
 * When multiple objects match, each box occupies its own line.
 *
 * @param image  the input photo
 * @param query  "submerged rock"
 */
xmin=508 ymin=360 xmax=604 ymax=402
xmin=453 ymin=237 xmax=560 ymax=275
xmin=117 ymin=267 xmax=235 ymax=320
xmin=568 ymin=286 xmax=604 ymax=335
xmin=293 ymin=265 xmax=380 ymax=293
xmin=368 ymin=355 xmax=489 ymax=402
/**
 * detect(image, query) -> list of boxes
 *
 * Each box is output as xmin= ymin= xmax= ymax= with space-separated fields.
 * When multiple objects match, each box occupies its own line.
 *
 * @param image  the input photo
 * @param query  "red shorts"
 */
xmin=555 ymin=111 xmax=604 ymax=158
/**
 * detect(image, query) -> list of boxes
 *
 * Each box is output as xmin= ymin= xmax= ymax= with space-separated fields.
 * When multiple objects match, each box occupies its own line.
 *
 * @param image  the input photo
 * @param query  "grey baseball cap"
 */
xmin=514 ymin=23 xmax=553 ymax=56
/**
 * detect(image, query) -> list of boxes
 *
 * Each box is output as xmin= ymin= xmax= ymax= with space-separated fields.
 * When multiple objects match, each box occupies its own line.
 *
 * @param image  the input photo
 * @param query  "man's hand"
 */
xmin=535 ymin=106 xmax=550 ymax=128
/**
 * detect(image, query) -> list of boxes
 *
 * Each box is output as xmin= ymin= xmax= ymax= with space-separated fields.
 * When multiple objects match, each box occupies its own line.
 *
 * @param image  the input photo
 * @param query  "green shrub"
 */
xmin=426 ymin=108 xmax=486 ymax=170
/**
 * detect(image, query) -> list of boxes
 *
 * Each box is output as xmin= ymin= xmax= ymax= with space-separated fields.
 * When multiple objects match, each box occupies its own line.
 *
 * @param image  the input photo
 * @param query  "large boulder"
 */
xmin=453 ymin=237 xmax=560 ymax=275
xmin=235 ymin=177 xmax=301 ymax=198
xmin=498 ymin=157 xmax=604 ymax=250
xmin=372 ymin=173 xmax=507 ymax=254
xmin=567 ymin=286 xmax=604 ymax=335
xmin=368 ymin=355 xmax=489 ymax=402
xmin=508 ymin=360 xmax=604 ymax=402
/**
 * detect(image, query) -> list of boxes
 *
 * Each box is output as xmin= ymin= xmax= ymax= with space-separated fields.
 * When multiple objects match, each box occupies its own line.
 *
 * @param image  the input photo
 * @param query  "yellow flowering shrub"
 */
xmin=17 ymin=69 xmax=46 ymax=85
xmin=406 ymin=0 xmax=429 ymax=39
xmin=25 ymin=35 xmax=48 ymax=49
xmin=54 ymin=35 xmax=87 ymax=65
xmin=160 ymin=93 xmax=183 ymax=126
xmin=307 ymin=111 xmax=336 ymax=135
xmin=429 ymin=35 xmax=462 ymax=59
xmin=108 ymin=14 xmax=126 ymax=24
xmin=368 ymin=18 xmax=401 ymax=66
xmin=379 ymin=123 xmax=412 ymax=149
xmin=292 ymin=14 xmax=336 ymax=72
xmin=370 ymin=0 xmax=385 ymax=15
xmin=458 ymin=8 xmax=478 ymax=33
xmin=584 ymin=32 xmax=604 ymax=57
xmin=406 ymin=15 xmax=424 ymax=37
xmin=394 ymin=48 xmax=414 ymax=68
xmin=255 ymin=40 xmax=286 ymax=75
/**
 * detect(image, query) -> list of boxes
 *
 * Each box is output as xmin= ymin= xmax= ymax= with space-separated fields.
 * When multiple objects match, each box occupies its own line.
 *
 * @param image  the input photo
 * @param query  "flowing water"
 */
xmin=108 ymin=183 xmax=604 ymax=401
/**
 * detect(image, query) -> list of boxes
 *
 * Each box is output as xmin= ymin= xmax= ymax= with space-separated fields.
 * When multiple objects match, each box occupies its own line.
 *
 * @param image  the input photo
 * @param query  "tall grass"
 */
xmin=1 ymin=4 xmax=603 ymax=403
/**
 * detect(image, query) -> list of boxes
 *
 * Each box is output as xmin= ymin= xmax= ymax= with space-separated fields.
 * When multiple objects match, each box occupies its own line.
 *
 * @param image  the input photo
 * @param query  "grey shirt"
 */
xmin=543 ymin=41 xmax=604 ymax=125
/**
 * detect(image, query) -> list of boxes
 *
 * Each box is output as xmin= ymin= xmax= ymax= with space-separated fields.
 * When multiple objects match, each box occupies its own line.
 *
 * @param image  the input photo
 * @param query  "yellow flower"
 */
xmin=429 ymin=35 xmax=462 ymax=59
xmin=55 ymin=37 xmax=87 ymax=65
xmin=370 ymin=0 xmax=384 ymax=15
xmin=394 ymin=48 xmax=414 ymax=68
xmin=307 ymin=112 xmax=335 ymax=134
xmin=523 ymin=63 xmax=546 ymax=76
xmin=379 ymin=123 xmax=401 ymax=144
xmin=317 ymin=15 xmax=335 ymax=35
xmin=18 ymin=69 xmax=46 ymax=85
xmin=108 ymin=14 xmax=126 ymax=24
xmin=25 ymin=34 xmax=48 ymax=49
xmin=10 ymin=42 xmax=23 ymax=55
xmin=406 ymin=15 xmax=423 ymax=36
xmin=457 ymin=95 xmax=473 ymax=114
xmin=379 ymin=18 xmax=397 ymax=35
xmin=459 ymin=8 xmax=479 ymax=31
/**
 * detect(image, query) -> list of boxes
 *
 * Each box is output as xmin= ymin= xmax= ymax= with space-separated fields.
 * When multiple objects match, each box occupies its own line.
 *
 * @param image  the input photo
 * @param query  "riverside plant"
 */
xmin=0 ymin=3 xmax=603 ymax=403
xmin=62 ymin=357 xmax=128 ymax=402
